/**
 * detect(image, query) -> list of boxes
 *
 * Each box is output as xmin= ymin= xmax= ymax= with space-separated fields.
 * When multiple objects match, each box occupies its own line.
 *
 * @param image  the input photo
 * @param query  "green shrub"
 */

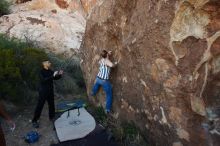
xmin=0 ymin=34 xmax=48 ymax=103
xmin=122 ymin=122 xmax=138 ymax=139
xmin=0 ymin=0 xmax=10 ymax=16
xmin=19 ymin=48 xmax=48 ymax=89
xmin=0 ymin=49 xmax=22 ymax=100
xmin=0 ymin=34 xmax=86 ymax=104
xmin=0 ymin=34 xmax=29 ymax=50
xmin=93 ymin=106 xmax=107 ymax=124
xmin=121 ymin=122 xmax=149 ymax=146
xmin=48 ymin=53 xmax=86 ymax=95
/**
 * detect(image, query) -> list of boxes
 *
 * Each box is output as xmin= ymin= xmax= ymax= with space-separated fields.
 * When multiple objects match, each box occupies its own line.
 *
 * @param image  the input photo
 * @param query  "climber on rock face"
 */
xmin=32 ymin=60 xmax=63 ymax=128
xmin=91 ymin=50 xmax=117 ymax=114
xmin=0 ymin=102 xmax=15 ymax=146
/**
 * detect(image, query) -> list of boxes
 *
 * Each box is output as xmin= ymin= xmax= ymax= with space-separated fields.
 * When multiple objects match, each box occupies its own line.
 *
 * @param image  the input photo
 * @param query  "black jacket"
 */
xmin=39 ymin=68 xmax=61 ymax=93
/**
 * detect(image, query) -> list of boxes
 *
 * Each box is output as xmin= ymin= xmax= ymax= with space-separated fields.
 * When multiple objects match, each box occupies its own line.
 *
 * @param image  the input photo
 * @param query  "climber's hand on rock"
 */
xmin=108 ymin=51 xmax=112 ymax=56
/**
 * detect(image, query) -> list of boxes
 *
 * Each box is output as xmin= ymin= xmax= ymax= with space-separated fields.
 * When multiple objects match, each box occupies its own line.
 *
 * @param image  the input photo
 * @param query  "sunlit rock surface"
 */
xmin=0 ymin=10 xmax=85 ymax=55
xmin=81 ymin=0 xmax=220 ymax=146
xmin=0 ymin=0 xmax=101 ymax=55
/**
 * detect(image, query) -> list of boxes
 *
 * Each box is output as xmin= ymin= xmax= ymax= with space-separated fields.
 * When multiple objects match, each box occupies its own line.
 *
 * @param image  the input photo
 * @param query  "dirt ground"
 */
xmin=2 ymin=94 xmax=87 ymax=146
xmin=3 ymin=104 xmax=58 ymax=146
xmin=2 ymin=95 xmax=150 ymax=146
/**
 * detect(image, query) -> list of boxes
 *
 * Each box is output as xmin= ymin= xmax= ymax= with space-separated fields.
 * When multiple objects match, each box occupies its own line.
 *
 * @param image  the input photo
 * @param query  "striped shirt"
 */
xmin=97 ymin=58 xmax=111 ymax=80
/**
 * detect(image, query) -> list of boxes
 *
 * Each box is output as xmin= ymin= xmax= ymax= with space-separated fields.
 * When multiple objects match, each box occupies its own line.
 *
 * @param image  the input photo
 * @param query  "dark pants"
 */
xmin=32 ymin=91 xmax=55 ymax=122
xmin=0 ymin=125 xmax=6 ymax=146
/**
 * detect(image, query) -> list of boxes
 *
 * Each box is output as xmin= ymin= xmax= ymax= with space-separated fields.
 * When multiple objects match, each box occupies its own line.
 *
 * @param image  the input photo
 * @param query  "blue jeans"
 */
xmin=92 ymin=77 xmax=113 ymax=112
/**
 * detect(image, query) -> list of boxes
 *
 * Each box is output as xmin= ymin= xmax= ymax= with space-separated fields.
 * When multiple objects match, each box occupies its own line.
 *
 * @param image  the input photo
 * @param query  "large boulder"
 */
xmin=12 ymin=0 xmax=103 ymax=16
xmin=0 ymin=0 xmax=102 ymax=55
xmin=0 ymin=9 xmax=85 ymax=56
xmin=80 ymin=0 xmax=220 ymax=146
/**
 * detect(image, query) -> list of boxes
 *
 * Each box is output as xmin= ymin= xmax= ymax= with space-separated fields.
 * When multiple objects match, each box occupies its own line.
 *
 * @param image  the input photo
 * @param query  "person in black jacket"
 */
xmin=32 ymin=60 xmax=63 ymax=128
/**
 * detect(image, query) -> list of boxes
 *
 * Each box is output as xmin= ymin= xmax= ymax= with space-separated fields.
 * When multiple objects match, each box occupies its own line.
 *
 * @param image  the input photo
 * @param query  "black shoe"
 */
xmin=32 ymin=121 xmax=39 ymax=128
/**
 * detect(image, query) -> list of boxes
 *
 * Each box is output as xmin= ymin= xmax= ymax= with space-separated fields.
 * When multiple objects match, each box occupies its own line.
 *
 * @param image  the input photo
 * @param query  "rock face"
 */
xmin=55 ymin=0 xmax=102 ymax=15
xmin=0 ymin=0 xmax=101 ymax=55
xmin=0 ymin=10 xmax=85 ymax=55
xmin=80 ymin=0 xmax=220 ymax=146
xmin=14 ymin=0 xmax=102 ymax=16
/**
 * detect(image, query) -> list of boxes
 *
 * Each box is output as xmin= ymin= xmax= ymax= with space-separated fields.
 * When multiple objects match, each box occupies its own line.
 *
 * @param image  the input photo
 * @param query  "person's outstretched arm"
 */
xmin=53 ymin=70 xmax=63 ymax=80
xmin=105 ymin=59 xmax=117 ymax=68
xmin=105 ymin=51 xmax=118 ymax=67
xmin=40 ymin=70 xmax=63 ymax=83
